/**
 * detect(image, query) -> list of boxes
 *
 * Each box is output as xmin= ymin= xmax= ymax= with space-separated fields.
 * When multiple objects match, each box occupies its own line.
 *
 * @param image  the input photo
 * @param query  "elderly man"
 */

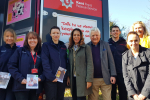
xmin=87 ymin=27 xmax=117 ymax=100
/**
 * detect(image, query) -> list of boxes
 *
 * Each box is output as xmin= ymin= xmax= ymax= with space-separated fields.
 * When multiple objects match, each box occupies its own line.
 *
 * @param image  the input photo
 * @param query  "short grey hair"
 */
xmin=89 ymin=27 xmax=101 ymax=36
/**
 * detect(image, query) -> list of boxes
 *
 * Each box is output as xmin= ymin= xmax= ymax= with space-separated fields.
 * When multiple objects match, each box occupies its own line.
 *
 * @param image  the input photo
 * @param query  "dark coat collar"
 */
xmin=80 ymin=44 xmax=86 ymax=47
xmin=50 ymin=39 xmax=65 ymax=47
xmin=4 ymin=43 xmax=17 ymax=49
xmin=70 ymin=44 xmax=86 ymax=50
xmin=108 ymin=37 xmax=126 ymax=43
xmin=127 ymin=45 xmax=147 ymax=68
xmin=22 ymin=46 xmax=31 ymax=56
xmin=127 ymin=45 xmax=145 ymax=58
xmin=88 ymin=40 xmax=101 ymax=46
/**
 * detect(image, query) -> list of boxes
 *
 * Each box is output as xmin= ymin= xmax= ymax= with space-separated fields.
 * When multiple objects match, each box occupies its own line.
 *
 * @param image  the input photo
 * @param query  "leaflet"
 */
xmin=0 ymin=72 xmax=11 ymax=89
xmin=26 ymin=74 xmax=38 ymax=89
xmin=55 ymin=66 xmax=67 ymax=83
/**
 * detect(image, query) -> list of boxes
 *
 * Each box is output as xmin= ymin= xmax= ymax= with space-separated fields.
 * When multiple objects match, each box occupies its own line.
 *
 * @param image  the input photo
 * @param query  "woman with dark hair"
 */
xmin=0 ymin=28 xmax=17 ymax=100
xmin=41 ymin=26 xmax=68 ymax=100
xmin=67 ymin=28 xmax=94 ymax=100
xmin=122 ymin=31 xmax=150 ymax=100
xmin=8 ymin=32 xmax=45 ymax=100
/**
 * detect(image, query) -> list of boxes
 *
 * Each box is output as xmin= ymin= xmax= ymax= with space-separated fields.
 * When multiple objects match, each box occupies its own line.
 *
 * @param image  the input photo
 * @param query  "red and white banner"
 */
xmin=44 ymin=0 xmax=102 ymax=18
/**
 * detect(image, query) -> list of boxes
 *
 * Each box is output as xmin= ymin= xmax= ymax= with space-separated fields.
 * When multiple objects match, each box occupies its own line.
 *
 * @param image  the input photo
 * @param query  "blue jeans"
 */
xmin=0 ymin=88 xmax=16 ymax=100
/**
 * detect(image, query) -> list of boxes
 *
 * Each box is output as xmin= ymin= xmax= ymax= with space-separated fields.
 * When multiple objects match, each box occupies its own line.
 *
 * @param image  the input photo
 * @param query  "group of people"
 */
xmin=0 ymin=21 xmax=150 ymax=100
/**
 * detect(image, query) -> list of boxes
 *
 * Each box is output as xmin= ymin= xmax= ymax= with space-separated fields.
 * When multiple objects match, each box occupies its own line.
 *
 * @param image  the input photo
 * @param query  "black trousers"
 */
xmin=111 ymin=73 xmax=127 ymax=100
xmin=44 ymin=81 xmax=66 ymax=100
xmin=72 ymin=77 xmax=86 ymax=100
xmin=0 ymin=88 xmax=16 ymax=100
xmin=15 ymin=90 xmax=38 ymax=100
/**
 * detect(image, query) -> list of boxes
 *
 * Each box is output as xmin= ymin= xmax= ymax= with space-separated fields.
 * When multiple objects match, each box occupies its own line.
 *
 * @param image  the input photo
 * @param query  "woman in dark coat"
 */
xmin=67 ymin=28 xmax=94 ymax=100
xmin=122 ymin=31 xmax=150 ymax=100
xmin=41 ymin=26 xmax=68 ymax=100
xmin=0 ymin=28 xmax=18 ymax=100
xmin=8 ymin=32 xmax=44 ymax=100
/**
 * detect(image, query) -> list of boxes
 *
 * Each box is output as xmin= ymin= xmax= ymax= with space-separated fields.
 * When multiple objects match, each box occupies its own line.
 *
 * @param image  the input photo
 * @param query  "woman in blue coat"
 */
xmin=122 ymin=31 xmax=150 ymax=100
xmin=41 ymin=26 xmax=68 ymax=100
xmin=0 ymin=28 xmax=17 ymax=100
xmin=8 ymin=32 xmax=45 ymax=100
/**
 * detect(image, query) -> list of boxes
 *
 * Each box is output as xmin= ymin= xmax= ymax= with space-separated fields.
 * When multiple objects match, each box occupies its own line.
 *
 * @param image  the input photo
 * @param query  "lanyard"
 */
xmin=31 ymin=52 xmax=37 ymax=68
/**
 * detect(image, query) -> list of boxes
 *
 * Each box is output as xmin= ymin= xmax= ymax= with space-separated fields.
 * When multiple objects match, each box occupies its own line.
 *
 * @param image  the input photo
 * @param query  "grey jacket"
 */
xmin=87 ymin=40 xmax=116 ymax=85
xmin=122 ymin=46 xmax=150 ymax=99
xmin=68 ymin=44 xmax=94 ymax=96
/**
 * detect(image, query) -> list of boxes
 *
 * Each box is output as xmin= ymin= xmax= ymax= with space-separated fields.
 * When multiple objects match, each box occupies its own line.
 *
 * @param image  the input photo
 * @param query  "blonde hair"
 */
xmin=131 ymin=21 xmax=149 ymax=38
xmin=3 ymin=28 xmax=17 ymax=43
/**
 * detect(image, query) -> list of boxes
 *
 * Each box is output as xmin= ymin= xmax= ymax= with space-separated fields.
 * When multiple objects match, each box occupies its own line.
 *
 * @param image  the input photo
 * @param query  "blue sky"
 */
xmin=109 ymin=0 xmax=150 ymax=30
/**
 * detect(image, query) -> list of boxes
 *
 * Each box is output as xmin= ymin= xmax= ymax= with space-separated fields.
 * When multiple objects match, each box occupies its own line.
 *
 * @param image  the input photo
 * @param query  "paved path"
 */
xmin=64 ymin=97 xmax=72 ymax=100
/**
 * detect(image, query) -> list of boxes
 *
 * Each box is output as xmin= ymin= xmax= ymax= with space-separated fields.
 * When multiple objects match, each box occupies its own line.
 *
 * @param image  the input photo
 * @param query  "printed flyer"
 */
xmin=0 ymin=72 xmax=11 ymax=89
xmin=26 ymin=74 xmax=38 ymax=89
xmin=55 ymin=67 xmax=66 ymax=83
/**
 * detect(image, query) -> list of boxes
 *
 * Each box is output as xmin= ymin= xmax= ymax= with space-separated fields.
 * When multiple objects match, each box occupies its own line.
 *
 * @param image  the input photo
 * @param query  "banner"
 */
xmin=7 ymin=0 xmax=31 ymax=25
xmin=57 ymin=14 xmax=97 ymax=43
xmin=44 ymin=0 xmax=102 ymax=18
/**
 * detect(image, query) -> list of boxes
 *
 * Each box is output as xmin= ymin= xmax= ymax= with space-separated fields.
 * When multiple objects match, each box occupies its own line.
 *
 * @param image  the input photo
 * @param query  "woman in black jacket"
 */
xmin=8 ymin=32 xmax=44 ymax=100
xmin=0 ymin=28 xmax=17 ymax=100
xmin=122 ymin=31 xmax=150 ymax=100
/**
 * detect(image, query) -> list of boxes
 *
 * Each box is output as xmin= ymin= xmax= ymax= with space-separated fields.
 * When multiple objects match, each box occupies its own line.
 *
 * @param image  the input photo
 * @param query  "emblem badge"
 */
xmin=60 ymin=0 xmax=74 ymax=9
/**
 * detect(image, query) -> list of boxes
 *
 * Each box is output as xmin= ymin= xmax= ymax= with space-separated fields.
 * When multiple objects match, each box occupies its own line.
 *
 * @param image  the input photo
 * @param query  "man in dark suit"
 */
xmin=108 ymin=26 xmax=128 ymax=100
xmin=87 ymin=27 xmax=117 ymax=100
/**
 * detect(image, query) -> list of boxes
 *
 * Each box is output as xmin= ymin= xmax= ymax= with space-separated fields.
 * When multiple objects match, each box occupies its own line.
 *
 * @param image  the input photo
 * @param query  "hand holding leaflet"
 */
xmin=26 ymin=74 xmax=38 ymax=89
xmin=0 ymin=72 xmax=11 ymax=89
xmin=55 ymin=67 xmax=66 ymax=83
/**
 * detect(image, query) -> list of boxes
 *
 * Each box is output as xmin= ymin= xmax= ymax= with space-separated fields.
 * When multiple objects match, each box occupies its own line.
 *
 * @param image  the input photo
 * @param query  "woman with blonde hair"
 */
xmin=0 ymin=28 xmax=18 ymax=100
xmin=131 ymin=21 xmax=150 ymax=48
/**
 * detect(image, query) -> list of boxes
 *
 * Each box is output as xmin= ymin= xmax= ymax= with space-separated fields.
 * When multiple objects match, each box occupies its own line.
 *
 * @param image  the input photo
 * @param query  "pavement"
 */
xmin=64 ymin=97 xmax=72 ymax=100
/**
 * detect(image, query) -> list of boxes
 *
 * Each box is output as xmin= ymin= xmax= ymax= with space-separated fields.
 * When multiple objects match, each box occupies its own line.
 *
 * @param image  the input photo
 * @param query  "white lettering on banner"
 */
xmin=85 ymin=3 xmax=92 ymax=7
xmin=57 ymin=14 xmax=97 ymax=43
xmin=76 ymin=1 xmax=97 ymax=11
xmin=76 ymin=1 xmax=84 ymax=5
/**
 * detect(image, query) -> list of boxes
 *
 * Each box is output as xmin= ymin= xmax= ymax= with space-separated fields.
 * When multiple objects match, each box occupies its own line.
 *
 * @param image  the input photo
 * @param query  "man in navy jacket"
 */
xmin=108 ymin=26 xmax=128 ymax=100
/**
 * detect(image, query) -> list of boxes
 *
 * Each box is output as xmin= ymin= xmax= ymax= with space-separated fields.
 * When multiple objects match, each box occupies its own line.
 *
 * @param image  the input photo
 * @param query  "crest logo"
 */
xmin=60 ymin=0 xmax=74 ymax=9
